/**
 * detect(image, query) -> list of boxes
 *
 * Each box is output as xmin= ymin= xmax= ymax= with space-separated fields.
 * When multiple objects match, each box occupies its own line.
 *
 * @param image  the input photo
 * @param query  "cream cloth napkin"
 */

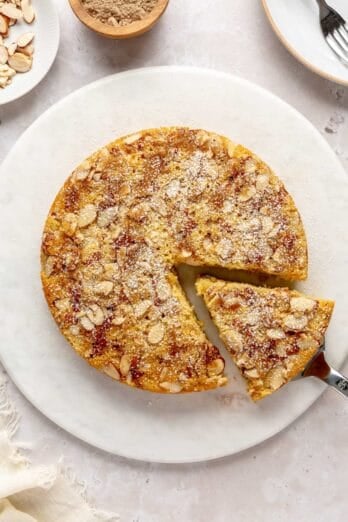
xmin=0 ymin=373 xmax=119 ymax=522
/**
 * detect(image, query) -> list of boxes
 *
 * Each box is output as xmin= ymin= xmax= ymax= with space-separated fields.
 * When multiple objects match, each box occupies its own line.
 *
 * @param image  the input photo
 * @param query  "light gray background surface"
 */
xmin=0 ymin=1 xmax=347 ymax=520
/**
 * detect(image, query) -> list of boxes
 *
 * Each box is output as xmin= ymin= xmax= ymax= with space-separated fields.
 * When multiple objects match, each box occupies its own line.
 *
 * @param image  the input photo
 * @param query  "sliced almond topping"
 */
xmin=283 ymin=314 xmax=308 ymax=331
xmin=159 ymin=381 xmax=183 ymax=393
xmin=8 ymin=52 xmax=32 ymax=72
xmin=275 ymin=342 xmax=288 ymax=357
xmin=123 ymin=133 xmax=141 ymax=145
xmin=103 ymin=364 xmax=120 ymax=381
xmin=236 ymin=353 xmax=253 ymax=368
xmin=74 ymin=163 xmax=90 ymax=181
xmin=207 ymin=358 xmax=225 ymax=377
xmin=166 ymin=179 xmax=181 ymax=198
xmin=86 ymin=304 xmax=104 ymax=326
xmin=61 ymin=213 xmax=77 ymax=236
xmin=78 ymin=204 xmax=97 ymax=228
xmin=120 ymin=355 xmax=131 ymax=376
xmin=223 ymin=295 xmax=240 ymax=308
xmin=244 ymin=311 xmax=259 ymax=326
xmin=297 ymin=336 xmax=317 ymax=351
xmin=238 ymin=185 xmax=256 ymax=202
xmin=227 ymin=141 xmax=235 ymax=158
xmin=216 ymin=238 xmax=233 ymax=260
xmin=94 ymin=281 xmax=114 ymax=296
xmin=244 ymin=368 xmax=260 ymax=379
xmin=261 ymin=216 xmax=274 ymax=235
xmin=44 ymin=256 xmax=55 ymax=276
xmin=266 ymin=367 xmax=285 ymax=390
xmin=112 ymin=316 xmax=125 ymax=326
xmin=0 ymin=44 xmax=8 ymax=64
xmin=54 ymin=298 xmax=70 ymax=311
xmin=0 ymin=4 xmax=22 ymax=19
xmin=97 ymin=206 xmax=118 ymax=227
xmin=290 ymin=296 xmax=316 ymax=313
xmin=256 ymin=174 xmax=269 ymax=191
xmin=203 ymin=237 xmax=213 ymax=251
xmin=196 ymin=130 xmax=209 ymax=146
xmin=148 ymin=323 xmax=165 ymax=344
xmin=225 ymin=330 xmax=243 ymax=351
xmin=181 ymin=249 xmax=192 ymax=259
xmin=134 ymin=299 xmax=152 ymax=318
xmin=157 ymin=281 xmax=171 ymax=301
xmin=80 ymin=316 xmax=95 ymax=331
xmin=69 ymin=325 xmax=80 ymax=336
xmin=223 ymin=199 xmax=234 ymax=213
xmin=119 ymin=183 xmax=130 ymax=197
xmin=17 ymin=31 xmax=34 ymax=47
xmin=266 ymin=328 xmax=286 ymax=340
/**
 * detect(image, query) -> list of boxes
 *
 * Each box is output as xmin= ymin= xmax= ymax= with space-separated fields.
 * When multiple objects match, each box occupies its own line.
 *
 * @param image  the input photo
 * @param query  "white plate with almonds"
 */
xmin=0 ymin=67 xmax=347 ymax=463
xmin=0 ymin=0 xmax=59 ymax=104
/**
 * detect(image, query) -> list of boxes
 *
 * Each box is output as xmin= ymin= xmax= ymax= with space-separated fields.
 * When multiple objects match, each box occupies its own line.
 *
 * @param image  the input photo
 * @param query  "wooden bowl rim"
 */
xmin=68 ymin=0 xmax=169 ymax=39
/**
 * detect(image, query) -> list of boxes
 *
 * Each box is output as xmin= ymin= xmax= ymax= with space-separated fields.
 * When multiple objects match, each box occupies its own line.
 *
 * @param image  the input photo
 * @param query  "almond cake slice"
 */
xmin=196 ymin=277 xmax=334 ymax=400
xmin=41 ymin=127 xmax=308 ymax=394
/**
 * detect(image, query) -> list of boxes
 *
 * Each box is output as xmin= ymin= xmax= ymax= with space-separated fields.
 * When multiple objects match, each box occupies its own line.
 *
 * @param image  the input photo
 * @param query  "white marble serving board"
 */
xmin=0 ymin=66 xmax=347 ymax=463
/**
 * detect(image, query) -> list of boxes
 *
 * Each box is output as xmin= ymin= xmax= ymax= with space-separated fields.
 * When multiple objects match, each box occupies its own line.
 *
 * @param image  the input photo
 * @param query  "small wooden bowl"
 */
xmin=68 ymin=0 xmax=169 ymax=39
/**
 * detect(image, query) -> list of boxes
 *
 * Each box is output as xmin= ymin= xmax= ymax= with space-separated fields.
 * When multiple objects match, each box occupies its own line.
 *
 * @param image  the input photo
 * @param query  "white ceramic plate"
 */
xmin=0 ymin=0 xmax=59 ymax=105
xmin=0 ymin=67 xmax=347 ymax=463
xmin=262 ymin=0 xmax=348 ymax=85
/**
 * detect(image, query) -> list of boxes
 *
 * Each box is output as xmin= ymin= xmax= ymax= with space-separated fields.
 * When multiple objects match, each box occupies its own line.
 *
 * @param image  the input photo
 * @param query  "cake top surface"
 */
xmin=41 ymin=127 xmax=308 ymax=393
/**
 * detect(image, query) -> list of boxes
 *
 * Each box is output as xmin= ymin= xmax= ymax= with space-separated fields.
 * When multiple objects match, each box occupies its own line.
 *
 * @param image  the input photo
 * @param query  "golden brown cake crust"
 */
xmin=41 ymin=127 xmax=308 ymax=393
xmin=196 ymin=277 xmax=334 ymax=400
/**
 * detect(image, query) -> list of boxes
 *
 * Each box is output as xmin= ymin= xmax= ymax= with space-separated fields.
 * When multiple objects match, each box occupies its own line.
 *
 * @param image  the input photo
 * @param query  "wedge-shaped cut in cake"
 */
xmin=196 ymin=277 xmax=334 ymax=400
xmin=41 ymin=127 xmax=308 ymax=394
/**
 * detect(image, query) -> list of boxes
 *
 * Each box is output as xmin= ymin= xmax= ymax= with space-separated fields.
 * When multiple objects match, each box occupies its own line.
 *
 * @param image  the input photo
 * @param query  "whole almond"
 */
xmin=0 ymin=44 xmax=8 ymax=64
xmin=0 ymin=64 xmax=15 ymax=77
xmin=0 ymin=4 xmax=22 ymax=19
xmin=0 ymin=14 xmax=9 ymax=36
xmin=21 ymin=0 xmax=35 ymax=23
xmin=7 ymin=42 xmax=17 ymax=56
xmin=8 ymin=52 xmax=32 ymax=72
xmin=17 ymin=31 xmax=34 ymax=47
xmin=19 ymin=43 xmax=33 ymax=56
xmin=0 ymin=75 xmax=8 ymax=87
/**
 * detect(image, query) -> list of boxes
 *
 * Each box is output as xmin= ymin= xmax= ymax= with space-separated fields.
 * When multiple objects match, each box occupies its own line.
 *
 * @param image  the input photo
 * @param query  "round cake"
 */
xmin=41 ymin=127 xmax=308 ymax=393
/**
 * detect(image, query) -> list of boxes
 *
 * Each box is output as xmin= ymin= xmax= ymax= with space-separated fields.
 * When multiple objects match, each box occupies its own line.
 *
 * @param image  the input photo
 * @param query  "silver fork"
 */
xmin=316 ymin=0 xmax=348 ymax=66
xmin=300 ymin=342 xmax=348 ymax=397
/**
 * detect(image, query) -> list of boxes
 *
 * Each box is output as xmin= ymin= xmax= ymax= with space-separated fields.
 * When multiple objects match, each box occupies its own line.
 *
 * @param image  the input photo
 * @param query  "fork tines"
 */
xmin=322 ymin=9 xmax=348 ymax=66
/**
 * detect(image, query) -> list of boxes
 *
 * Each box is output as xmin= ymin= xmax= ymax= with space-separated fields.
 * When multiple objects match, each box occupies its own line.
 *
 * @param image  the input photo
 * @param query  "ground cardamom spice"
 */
xmin=81 ymin=0 xmax=159 ymax=26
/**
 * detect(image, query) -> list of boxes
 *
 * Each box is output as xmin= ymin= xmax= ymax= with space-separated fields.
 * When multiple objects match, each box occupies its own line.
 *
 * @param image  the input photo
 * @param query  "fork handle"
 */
xmin=303 ymin=350 xmax=348 ymax=398
xmin=323 ymin=367 xmax=348 ymax=397
xmin=316 ymin=0 xmax=330 ymax=16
